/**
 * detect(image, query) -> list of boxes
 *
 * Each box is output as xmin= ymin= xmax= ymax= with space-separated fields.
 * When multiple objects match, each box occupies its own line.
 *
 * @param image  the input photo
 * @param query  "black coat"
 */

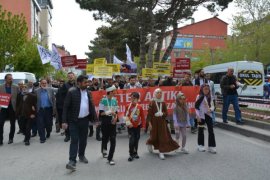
xmin=62 ymin=87 xmax=97 ymax=124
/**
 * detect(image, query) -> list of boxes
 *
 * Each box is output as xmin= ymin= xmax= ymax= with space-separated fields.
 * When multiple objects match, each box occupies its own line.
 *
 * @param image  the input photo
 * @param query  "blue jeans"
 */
xmin=222 ymin=95 xmax=242 ymax=122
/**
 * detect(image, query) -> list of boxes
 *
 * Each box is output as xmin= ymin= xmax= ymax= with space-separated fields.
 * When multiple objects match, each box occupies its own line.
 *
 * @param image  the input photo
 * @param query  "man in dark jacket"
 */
xmin=16 ymin=84 xmax=37 ymax=145
xmin=61 ymin=72 xmax=76 ymax=142
xmin=220 ymin=67 xmax=243 ymax=124
xmin=62 ymin=75 xmax=97 ymax=171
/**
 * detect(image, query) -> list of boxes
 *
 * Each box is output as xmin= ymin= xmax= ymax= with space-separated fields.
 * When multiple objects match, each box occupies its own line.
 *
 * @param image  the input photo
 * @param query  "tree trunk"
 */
xmin=138 ymin=26 xmax=147 ymax=74
xmin=161 ymin=22 xmax=178 ymax=62
xmin=154 ymin=26 xmax=166 ymax=62
xmin=147 ymin=10 xmax=156 ymax=68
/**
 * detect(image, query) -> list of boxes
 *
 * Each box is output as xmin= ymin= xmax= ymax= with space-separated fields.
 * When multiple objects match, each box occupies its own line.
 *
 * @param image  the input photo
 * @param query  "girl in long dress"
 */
xmin=146 ymin=88 xmax=179 ymax=160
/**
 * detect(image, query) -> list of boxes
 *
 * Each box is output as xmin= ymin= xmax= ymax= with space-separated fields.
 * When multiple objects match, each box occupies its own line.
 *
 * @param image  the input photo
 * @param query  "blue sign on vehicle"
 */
xmin=174 ymin=38 xmax=193 ymax=49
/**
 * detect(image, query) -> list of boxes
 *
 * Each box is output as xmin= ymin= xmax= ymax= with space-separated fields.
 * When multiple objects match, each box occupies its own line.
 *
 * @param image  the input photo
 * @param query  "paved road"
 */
xmin=0 ymin=123 xmax=269 ymax=180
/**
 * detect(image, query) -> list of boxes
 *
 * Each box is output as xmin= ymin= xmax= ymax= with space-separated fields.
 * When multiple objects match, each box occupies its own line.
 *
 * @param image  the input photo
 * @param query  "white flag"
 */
xmin=37 ymin=45 xmax=51 ymax=64
xmin=51 ymin=44 xmax=62 ymax=70
xmin=113 ymin=55 xmax=124 ymax=64
xmin=126 ymin=44 xmax=134 ymax=64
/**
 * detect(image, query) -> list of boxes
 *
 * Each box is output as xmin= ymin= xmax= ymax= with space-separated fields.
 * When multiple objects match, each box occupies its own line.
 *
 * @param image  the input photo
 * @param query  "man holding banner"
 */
xmin=0 ymin=74 xmax=19 ymax=145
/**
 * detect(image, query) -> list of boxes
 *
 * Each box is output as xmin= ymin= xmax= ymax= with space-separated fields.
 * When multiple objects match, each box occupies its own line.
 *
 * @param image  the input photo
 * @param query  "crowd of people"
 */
xmin=0 ymin=67 xmax=244 ymax=170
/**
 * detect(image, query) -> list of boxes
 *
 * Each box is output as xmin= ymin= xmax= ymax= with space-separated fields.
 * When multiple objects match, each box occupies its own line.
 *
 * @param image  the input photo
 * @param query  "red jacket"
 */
xmin=125 ymin=103 xmax=145 ymax=128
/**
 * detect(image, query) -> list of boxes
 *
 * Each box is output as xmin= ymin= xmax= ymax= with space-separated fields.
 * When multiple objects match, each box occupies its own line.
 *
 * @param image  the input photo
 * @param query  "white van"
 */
xmin=0 ymin=72 xmax=36 ymax=85
xmin=203 ymin=61 xmax=264 ymax=97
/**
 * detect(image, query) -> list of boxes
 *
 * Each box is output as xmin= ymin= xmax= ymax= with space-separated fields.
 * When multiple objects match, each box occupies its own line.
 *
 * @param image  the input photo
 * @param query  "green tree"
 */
xmin=220 ymin=0 xmax=270 ymax=65
xmin=12 ymin=38 xmax=54 ymax=78
xmin=0 ymin=6 xmax=28 ymax=71
xmin=76 ymin=0 xmax=233 ymax=72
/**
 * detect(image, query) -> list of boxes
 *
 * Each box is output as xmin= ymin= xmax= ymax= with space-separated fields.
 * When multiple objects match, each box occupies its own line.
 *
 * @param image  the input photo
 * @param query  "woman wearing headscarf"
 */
xmin=146 ymin=88 xmax=179 ymax=160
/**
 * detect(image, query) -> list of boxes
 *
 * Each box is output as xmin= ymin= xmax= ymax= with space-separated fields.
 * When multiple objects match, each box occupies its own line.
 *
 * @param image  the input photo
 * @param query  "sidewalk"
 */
xmin=215 ymin=113 xmax=270 ymax=143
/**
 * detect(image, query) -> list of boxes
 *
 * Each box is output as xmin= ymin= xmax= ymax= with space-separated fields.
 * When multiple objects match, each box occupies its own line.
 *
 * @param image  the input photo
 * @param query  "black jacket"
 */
xmin=62 ymin=87 xmax=97 ymax=123
xmin=220 ymin=75 xmax=239 ymax=96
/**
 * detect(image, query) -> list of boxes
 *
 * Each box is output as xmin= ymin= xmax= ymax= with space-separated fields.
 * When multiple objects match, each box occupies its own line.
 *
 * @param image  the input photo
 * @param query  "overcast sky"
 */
xmin=51 ymin=0 xmax=239 ymax=59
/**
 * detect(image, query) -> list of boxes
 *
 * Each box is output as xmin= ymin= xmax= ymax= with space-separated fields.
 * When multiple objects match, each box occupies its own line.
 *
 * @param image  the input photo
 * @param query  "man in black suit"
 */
xmin=62 ymin=75 xmax=97 ymax=171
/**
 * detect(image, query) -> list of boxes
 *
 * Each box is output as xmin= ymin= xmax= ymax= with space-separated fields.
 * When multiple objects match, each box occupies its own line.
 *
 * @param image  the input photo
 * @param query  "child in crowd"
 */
xmin=173 ymin=92 xmax=190 ymax=154
xmin=195 ymin=84 xmax=216 ymax=154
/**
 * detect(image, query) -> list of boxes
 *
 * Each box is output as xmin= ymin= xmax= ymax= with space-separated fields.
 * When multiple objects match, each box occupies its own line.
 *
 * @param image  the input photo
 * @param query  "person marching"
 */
xmin=173 ymin=92 xmax=190 ymax=154
xmin=15 ymin=84 xmax=37 ymax=145
xmin=146 ymin=88 xmax=179 ymax=160
xmin=0 ymin=74 xmax=19 ymax=145
xmin=124 ymin=92 xmax=145 ymax=162
xmin=195 ymin=84 xmax=217 ymax=153
xmin=99 ymin=85 xmax=118 ymax=165
xmin=62 ymin=75 xmax=97 ymax=171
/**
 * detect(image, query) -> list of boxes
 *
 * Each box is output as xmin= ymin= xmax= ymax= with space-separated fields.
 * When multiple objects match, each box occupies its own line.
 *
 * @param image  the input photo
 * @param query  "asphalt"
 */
xmin=0 ymin=122 xmax=270 ymax=180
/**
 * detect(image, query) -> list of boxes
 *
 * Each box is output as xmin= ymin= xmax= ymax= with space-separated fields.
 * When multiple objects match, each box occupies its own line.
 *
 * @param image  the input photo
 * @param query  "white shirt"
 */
xmin=195 ymin=95 xmax=214 ymax=120
xmin=78 ymin=89 xmax=89 ymax=118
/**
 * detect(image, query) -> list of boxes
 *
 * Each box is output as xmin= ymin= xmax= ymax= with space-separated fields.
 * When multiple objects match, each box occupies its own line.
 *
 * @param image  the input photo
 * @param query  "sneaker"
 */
xmin=40 ymin=140 xmax=46 ymax=143
xmin=31 ymin=133 xmax=37 ymax=137
xmin=181 ymin=148 xmax=189 ymax=154
xmin=133 ymin=154 xmax=140 ymax=159
xmin=128 ymin=156 xmax=133 ymax=162
xmin=25 ymin=141 xmax=30 ymax=146
xmin=79 ymin=156 xmax=88 ymax=164
xmin=208 ymin=147 xmax=217 ymax=154
xmin=147 ymin=145 xmax=153 ymax=153
xmin=46 ymin=133 xmax=50 ymax=138
xmin=108 ymin=160 xmax=115 ymax=165
xmin=66 ymin=161 xmax=76 ymax=170
xmin=8 ymin=139 xmax=13 ymax=144
xmin=198 ymin=145 xmax=206 ymax=152
xmin=159 ymin=153 xmax=165 ymax=160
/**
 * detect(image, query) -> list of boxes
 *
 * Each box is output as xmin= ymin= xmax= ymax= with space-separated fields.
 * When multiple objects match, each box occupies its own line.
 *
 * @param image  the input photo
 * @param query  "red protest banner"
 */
xmin=0 ymin=93 xmax=11 ymax=108
xmin=91 ymin=86 xmax=200 ymax=118
xmin=61 ymin=55 xmax=77 ymax=67
xmin=76 ymin=59 xmax=87 ymax=70
xmin=175 ymin=58 xmax=190 ymax=70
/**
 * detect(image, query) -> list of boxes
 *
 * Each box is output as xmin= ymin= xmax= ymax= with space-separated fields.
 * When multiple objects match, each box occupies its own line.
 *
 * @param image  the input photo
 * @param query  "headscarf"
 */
xmin=174 ymin=92 xmax=188 ymax=122
xmin=153 ymin=88 xmax=164 ymax=102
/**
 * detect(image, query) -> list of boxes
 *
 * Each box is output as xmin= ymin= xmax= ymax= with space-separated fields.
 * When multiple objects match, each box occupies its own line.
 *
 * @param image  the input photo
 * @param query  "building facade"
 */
xmin=37 ymin=0 xmax=53 ymax=46
xmin=162 ymin=17 xmax=228 ymax=64
xmin=0 ymin=0 xmax=41 ymax=38
xmin=0 ymin=0 xmax=53 ymax=46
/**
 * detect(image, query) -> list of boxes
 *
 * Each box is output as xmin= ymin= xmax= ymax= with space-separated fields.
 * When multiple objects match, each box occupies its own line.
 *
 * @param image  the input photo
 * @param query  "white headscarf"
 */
xmin=153 ymin=88 xmax=164 ymax=102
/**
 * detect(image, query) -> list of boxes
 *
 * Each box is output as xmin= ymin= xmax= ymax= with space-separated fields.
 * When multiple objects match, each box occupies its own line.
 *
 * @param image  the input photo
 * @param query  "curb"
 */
xmin=215 ymin=113 xmax=270 ymax=143
xmin=215 ymin=112 xmax=270 ymax=130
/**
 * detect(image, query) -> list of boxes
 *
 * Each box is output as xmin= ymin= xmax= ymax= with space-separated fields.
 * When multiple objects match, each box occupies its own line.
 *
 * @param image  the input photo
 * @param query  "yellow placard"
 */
xmin=94 ymin=58 xmax=106 ymax=65
xmin=142 ymin=68 xmax=158 ymax=80
xmin=86 ymin=64 xmax=94 ymax=74
xmin=153 ymin=62 xmax=171 ymax=75
xmin=94 ymin=66 xmax=113 ymax=78
xmin=106 ymin=64 xmax=120 ymax=73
